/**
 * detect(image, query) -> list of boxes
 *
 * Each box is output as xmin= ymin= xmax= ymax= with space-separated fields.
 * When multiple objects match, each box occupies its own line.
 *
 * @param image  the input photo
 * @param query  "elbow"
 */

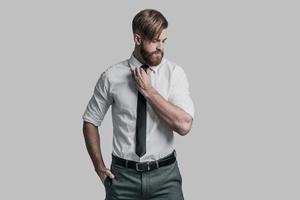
xmin=82 ymin=121 xmax=98 ymax=135
xmin=175 ymin=115 xmax=193 ymax=136
xmin=178 ymin=123 xmax=192 ymax=136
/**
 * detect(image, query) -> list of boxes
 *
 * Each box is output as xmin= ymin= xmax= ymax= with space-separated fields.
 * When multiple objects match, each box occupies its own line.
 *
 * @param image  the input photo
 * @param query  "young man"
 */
xmin=82 ymin=9 xmax=195 ymax=200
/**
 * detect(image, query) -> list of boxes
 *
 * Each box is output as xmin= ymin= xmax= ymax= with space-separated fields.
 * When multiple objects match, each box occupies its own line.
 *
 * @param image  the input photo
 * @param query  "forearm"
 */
xmin=82 ymin=121 xmax=107 ymax=173
xmin=144 ymin=88 xmax=193 ymax=135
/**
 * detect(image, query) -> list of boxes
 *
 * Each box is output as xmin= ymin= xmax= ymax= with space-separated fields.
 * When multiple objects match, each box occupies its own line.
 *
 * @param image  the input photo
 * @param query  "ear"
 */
xmin=134 ymin=33 xmax=142 ymax=46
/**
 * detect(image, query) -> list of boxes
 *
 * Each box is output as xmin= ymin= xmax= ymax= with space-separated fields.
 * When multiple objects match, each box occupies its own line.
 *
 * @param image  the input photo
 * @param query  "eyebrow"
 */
xmin=153 ymin=38 xmax=167 ymax=41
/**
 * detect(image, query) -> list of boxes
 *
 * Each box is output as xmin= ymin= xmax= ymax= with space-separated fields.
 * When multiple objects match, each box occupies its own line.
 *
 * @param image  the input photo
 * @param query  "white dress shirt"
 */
xmin=82 ymin=53 xmax=195 ymax=162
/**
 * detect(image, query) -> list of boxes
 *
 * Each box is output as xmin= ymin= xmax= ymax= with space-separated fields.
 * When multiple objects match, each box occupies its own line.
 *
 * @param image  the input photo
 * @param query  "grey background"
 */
xmin=0 ymin=0 xmax=299 ymax=199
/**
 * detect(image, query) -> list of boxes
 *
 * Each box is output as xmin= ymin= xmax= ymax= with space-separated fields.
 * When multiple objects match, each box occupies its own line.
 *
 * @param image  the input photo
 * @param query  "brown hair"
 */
xmin=132 ymin=9 xmax=168 ymax=41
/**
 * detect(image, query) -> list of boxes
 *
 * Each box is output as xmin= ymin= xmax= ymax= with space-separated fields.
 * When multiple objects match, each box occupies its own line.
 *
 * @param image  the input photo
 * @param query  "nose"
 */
xmin=157 ymin=42 xmax=164 ymax=51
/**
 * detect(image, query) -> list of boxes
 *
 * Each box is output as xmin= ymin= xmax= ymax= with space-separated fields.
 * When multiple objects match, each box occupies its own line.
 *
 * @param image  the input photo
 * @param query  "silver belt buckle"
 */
xmin=135 ymin=162 xmax=142 ymax=172
xmin=135 ymin=161 xmax=151 ymax=172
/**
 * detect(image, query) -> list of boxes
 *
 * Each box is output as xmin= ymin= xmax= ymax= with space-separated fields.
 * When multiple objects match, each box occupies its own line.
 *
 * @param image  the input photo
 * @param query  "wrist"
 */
xmin=95 ymin=165 xmax=107 ymax=174
xmin=144 ymin=86 xmax=156 ymax=99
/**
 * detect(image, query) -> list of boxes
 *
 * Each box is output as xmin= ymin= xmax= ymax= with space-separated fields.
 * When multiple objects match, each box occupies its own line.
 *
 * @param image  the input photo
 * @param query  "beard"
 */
xmin=140 ymin=42 xmax=164 ymax=66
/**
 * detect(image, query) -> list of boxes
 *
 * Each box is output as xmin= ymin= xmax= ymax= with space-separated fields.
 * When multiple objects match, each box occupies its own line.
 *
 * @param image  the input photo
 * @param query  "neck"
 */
xmin=133 ymin=48 xmax=147 ymax=65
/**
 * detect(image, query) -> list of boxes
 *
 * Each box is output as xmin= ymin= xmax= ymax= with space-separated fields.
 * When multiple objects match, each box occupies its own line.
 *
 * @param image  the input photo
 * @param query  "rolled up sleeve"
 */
xmin=168 ymin=66 xmax=195 ymax=119
xmin=82 ymin=70 xmax=113 ymax=127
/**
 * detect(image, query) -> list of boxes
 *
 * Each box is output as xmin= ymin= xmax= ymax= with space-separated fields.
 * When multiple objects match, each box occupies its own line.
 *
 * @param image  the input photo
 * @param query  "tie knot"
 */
xmin=141 ymin=64 xmax=149 ymax=69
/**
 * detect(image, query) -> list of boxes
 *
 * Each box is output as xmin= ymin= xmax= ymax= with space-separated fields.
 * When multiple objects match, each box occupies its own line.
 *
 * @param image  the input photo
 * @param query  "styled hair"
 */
xmin=132 ymin=9 xmax=168 ymax=41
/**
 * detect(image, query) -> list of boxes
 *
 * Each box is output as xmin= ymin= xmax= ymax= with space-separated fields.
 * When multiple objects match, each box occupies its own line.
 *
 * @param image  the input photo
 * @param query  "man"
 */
xmin=82 ymin=9 xmax=195 ymax=200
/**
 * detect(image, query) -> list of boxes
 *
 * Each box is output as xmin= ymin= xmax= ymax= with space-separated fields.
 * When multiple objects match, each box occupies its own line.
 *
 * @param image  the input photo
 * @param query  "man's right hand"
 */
xmin=96 ymin=168 xmax=115 ymax=184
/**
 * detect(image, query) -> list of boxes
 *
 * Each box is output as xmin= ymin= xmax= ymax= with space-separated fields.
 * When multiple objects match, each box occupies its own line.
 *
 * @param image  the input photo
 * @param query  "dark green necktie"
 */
xmin=135 ymin=64 xmax=148 ymax=157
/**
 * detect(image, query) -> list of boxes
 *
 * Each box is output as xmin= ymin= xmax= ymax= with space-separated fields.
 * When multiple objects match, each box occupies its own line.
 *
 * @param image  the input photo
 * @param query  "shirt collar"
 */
xmin=128 ymin=53 xmax=165 ymax=74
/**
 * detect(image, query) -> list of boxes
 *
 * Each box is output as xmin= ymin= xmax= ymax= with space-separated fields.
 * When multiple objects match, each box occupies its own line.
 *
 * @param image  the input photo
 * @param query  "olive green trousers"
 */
xmin=104 ymin=159 xmax=184 ymax=200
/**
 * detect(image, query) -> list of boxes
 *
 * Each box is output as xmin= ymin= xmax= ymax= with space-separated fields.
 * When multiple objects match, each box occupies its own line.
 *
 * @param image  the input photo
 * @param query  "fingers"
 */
xmin=135 ymin=67 xmax=142 ymax=79
xmin=100 ymin=168 xmax=115 ymax=183
xmin=133 ymin=67 xmax=149 ymax=93
xmin=132 ymin=68 xmax=137 ymax=80
xmin=131 ymin=69 xmax=136 ymax=80
xmin=133 ymin=68 xmax=141 ymax=86
xmin=134 ymin=67 xmax=147 ymax=81
xmin=105 ymin=169 xmax=115 ymax=179
xmin=139 ymin=67 xmax=148 ymax=75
